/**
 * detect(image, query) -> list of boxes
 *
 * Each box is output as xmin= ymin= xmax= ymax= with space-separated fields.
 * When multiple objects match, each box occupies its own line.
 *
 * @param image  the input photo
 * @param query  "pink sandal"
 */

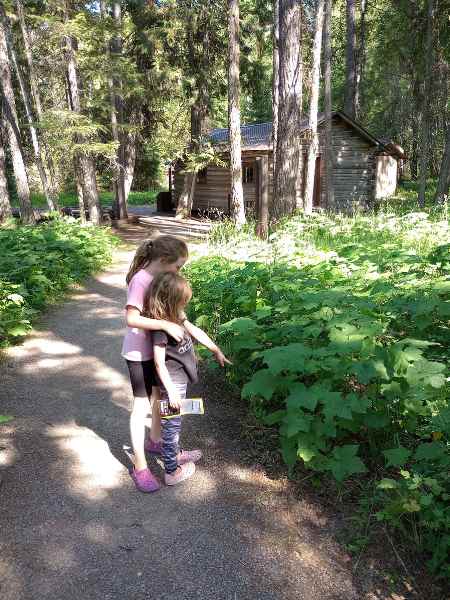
xmin=178 ymin=449 xmax=202 ymax=465
xmin=165 ymin=462 xmax=195 ymax=486
xmin=131 ymin=467 xmax=160 ymax=493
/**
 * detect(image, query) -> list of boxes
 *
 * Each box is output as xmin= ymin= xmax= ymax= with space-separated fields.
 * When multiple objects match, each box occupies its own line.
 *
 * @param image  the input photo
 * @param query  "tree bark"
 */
xmin=344 ymin=0 xmax=356 ymax=118
xmin=434 ymin=124 xmax=450 ymax=203
xmin=272 ymin=0 xmax=279 ymax=185
xmin=15 ymin=0 xmax=58 ymax=206
xmin=1 ymin=7 xmax=56 ymax=211
xmin=0 ymin=10 xmax=34 ymax=224
xmin=354 ymin=0 xmax=367 ymax=120
xmin=111 ymin=1 xmax=127 ymax=219
xmin=323 ymin=0 xmax=334 ymax=210
xmin=418 ymin=0 xmax=434 ymax=207
xmin=0 ymin=121 xmax=11 ymax=222
xmin=63 ymin=1 xmax=101 ymax=225
xmin=304 ymin=0 xmax=325 ymax=215
xmin=73 ymin=154 xmax=86 ymax=224
xmin=228 ymin=0 xmax=246 ymax=227
xmin=273 ymin=0 xmax=303 ymax=218
xmin=123 ymin=129 xmax=136 ymax=200
xmin=175 ymin=170 xmax=196 ymax=219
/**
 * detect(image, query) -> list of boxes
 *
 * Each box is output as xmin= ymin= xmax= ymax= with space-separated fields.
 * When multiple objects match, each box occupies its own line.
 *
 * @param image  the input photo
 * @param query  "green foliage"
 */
xmin=0 ymin=218 xmax=116 ymax=347
xmin=14 ymin=190 xmax=159 ymax=209
xmin=186 ymin=206 xmax=450 ymax=575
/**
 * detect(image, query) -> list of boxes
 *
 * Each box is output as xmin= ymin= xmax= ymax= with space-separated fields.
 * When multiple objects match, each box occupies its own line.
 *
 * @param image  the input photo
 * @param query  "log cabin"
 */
xmin=171 ymin=111 xmax=405 ymax=216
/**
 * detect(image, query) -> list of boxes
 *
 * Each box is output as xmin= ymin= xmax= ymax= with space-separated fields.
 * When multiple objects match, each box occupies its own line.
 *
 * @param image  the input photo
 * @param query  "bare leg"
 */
xmin=130 ymin=396 xmax=151 ymax=471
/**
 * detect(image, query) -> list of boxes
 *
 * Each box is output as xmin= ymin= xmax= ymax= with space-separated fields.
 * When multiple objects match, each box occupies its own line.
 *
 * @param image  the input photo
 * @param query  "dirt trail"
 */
xmin=0 ymin=223 xmax=421 ymax=600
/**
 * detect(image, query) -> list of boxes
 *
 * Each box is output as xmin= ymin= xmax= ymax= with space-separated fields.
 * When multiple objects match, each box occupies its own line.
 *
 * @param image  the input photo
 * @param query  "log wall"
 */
xmin=173 ymin=117 xmax=392 ymax=214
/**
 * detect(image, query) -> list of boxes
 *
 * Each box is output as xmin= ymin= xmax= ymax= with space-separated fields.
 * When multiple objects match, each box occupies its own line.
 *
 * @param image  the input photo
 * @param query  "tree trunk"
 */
xmin=64 ymin=1 xmax=101 ymax=225
xmin=344 ymin=0 xmax=356 ymax=118
xmin=273 ymin=0 xmax=303 ymax=218
xmin=1 ymin=7 xmax=56 ymax=211
xmin=0 ymin=12 xmax=34 ymax=224
xmin=272 ymin=0 xmax=279 ymax=184
xmin=73 ymin=154 xmax=86 ymax=224
xmin=304 ymin=0 xmax=325 ymax=215
xmin=0 ymin=122 xmax=11 ymax=222
xmin=323 ymin=0 xmax=334 ymax=210
xmin=112 ymin=1 xmax=127 ymax=219
xmin=123 ymin=130 xmax=136 ymax=201
xmin=418 ymin=0 xmax=434 ymax=207
xmin=15 ymin=0 xmax=58 ymax=207
xmin=354 ymin=0 xmax=367 ymax=119
xmin=175 ymin=171 xmax=196 ymax=219
xmin=228 ymin=0 xmax=246 ymax=227
xmin=435 ymin=124 xmax=450 ymax=203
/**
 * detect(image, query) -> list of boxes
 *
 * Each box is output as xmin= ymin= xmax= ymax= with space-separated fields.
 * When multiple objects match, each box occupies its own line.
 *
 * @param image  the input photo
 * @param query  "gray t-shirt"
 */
xmin=153 ymin=330 xmax=198 ymax=384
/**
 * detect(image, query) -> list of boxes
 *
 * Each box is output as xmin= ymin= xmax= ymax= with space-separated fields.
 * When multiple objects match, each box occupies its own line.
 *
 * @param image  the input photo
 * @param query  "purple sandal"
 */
xmin=144 ymin=438 xmax=163 ymax=455
xmin=131 ymin=467 xmax=160 ymax=493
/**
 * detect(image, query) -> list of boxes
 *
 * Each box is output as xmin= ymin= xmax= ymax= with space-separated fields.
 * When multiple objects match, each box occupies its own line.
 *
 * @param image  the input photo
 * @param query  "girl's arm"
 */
xmin=153 ymin=344 xmax=181 ymax=408
xmin=182 ymin=319 xmax=232 ymax=367
xmin=126 ymin=307 xmax=184 ymax=342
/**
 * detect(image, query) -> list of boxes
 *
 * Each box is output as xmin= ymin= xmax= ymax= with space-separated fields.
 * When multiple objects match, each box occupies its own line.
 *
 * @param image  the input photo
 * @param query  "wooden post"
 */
xmin=256 ymin=155 xmax=269 ymax=239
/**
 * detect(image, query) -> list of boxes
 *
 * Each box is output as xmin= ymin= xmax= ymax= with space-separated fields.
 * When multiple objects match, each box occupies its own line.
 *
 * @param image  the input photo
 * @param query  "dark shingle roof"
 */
xmin=209 ymin=122 xmax=273 ymax=147
xmin=208 ymin=111 xmax=386 ymax=150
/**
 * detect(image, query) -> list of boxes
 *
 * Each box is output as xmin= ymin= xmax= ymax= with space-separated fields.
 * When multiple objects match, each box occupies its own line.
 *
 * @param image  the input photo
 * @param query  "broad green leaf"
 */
xmin=383 ymin=446 xmax=412 ymax=468
xmin=348 ymin=393 xmax=371 ymax=414
xmin=286 ymin=382 xmax=323 ymax=412
xmin=364 ymin=413 xmax=390 ymax=429
xmin=414 ymin=442 xmax=446 ymax=461
xmin=283 ymin=411 xmax=313 ymax=437
xmin=297 ymin=440 xmax=317 ymax=462
xmin=328 ymin=445 xmax=367 ymax=481
xmin=280 ymin=435 xmax=298 ymax=469
xmin=241 ymin=370 xmax=281 ymax=401
xmin=263 ymin=410 xmax=286 ymax=426
xmin=322 ymin=391 xmax=352 ymax=421
xmin=7 ymin=324 xmax=31 ymax=337
xmin=220 ymin=317 xmax=258 ymax=334
xmin=261 ymin=343 xmax=311 ymax=375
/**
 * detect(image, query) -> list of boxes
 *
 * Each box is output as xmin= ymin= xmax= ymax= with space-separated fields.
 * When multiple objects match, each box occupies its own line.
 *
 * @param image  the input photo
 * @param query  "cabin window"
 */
xmin=243 ymin=165 xmax=254 ymax=184
xmin=197 ymin=168 xmax=207 ymax=184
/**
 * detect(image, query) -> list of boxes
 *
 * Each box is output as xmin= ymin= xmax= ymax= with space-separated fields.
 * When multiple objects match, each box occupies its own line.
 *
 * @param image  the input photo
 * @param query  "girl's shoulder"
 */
xmin=129 ymin=269 xmax=153 ymax=287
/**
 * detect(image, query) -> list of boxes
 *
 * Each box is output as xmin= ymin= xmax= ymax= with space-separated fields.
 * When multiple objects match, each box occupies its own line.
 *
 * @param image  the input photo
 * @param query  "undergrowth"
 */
xmin=186 ymin=203 xmax=450 ymax=578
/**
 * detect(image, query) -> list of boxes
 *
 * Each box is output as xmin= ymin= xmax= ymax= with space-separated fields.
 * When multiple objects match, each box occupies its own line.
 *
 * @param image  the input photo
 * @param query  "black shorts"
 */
xmin=126 ymin=359 xmax=158 ymax=398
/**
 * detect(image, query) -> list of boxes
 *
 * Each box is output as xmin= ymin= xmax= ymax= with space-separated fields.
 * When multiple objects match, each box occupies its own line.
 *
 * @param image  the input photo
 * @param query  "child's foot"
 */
xmin=131 ymin=467 xmax=161 ymax=493
xmin=144 ymin=438 xmax=162 ymax=455
xmin=165 ymin=462 xmax=195 ymax=486
xmin=178 ymin=449 xmax=202 ymax=465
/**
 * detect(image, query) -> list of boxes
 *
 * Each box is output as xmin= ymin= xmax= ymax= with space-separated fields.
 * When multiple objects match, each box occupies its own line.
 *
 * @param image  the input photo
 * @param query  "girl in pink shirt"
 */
xmin=122 ymin=235 xmax=189 ymax=492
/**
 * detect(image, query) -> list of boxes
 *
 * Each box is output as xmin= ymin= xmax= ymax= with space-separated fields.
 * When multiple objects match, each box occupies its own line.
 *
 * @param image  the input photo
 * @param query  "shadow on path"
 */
xmin=0 ymin=227 xmax=418 ymax=600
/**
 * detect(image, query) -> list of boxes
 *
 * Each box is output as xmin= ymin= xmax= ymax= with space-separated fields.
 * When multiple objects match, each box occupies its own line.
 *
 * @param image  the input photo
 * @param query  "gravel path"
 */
xmin=0 ymin=224 xmax=415 ymax=600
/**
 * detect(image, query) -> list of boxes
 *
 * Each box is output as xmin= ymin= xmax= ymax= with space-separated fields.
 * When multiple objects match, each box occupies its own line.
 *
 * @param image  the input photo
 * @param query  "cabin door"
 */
xmin=242 ymin=161 xmax=257 ymax=216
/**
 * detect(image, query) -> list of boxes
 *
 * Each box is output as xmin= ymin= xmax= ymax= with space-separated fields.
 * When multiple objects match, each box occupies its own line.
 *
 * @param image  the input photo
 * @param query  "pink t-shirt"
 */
xmin=121 ymin=269 xmax=154 ymax=361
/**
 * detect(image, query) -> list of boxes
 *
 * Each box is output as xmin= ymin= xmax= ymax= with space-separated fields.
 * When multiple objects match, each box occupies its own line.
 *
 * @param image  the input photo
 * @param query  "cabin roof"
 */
xmin=208 ymin=110 xmax=401 ymax=156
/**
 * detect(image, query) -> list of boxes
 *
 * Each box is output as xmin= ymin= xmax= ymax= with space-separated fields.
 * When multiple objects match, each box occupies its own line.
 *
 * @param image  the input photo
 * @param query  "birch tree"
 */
xmin=304 ymin=0 xmax=325 ymax=214
xmin=273 ymin=0 xmax=303 ymax=217
xmin=15 ymin=0 xmax=58 ymax=205
xmin=0 ymin=6 xmax=57 ymax=211
xmin=0 ymin=6 xmax=34 ymax=224
xmin=228 ymin=0 xmax=246 ymax=227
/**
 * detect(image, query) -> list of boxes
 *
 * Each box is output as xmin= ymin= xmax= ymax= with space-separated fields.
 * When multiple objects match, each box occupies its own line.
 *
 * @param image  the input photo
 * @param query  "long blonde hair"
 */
xmin=126 ymin=235 xmax=188 ymax=285
xmin=144 ymin=272 xmax=192 ymax=325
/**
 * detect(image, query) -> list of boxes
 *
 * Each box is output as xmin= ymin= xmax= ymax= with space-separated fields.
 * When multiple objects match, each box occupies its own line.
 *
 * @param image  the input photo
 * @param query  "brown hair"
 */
xmin=144 ymin=272 xmax=192 ymax=325
xmin=126 ymin=235 xmax=188 ymax=285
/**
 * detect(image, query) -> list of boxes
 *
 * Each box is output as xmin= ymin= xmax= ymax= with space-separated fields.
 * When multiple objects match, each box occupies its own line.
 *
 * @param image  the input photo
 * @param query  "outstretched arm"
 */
xmin=126 ymin=307 xmax=184 ymax=342
xmin=183 ymin=319 xmax=232 ymax=367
